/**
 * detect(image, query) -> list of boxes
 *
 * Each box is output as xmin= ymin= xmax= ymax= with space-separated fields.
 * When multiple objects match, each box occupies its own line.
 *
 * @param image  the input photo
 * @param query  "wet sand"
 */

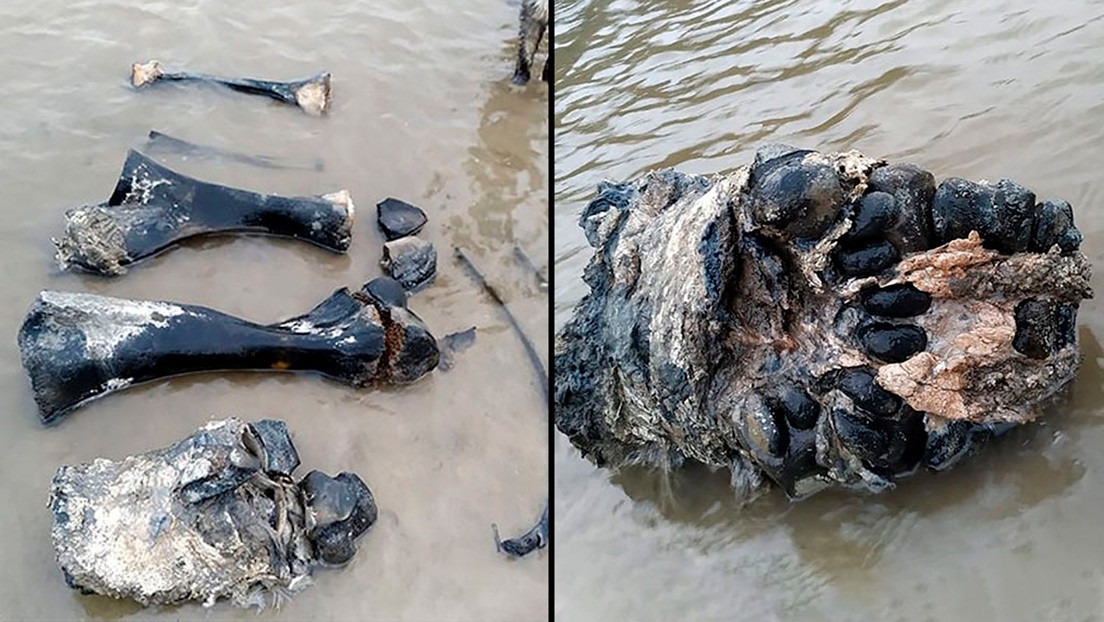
xmin=554 ymin=0 xmax=1104 ymax=620
xmin=0 ymin=0 xmax=547 ymax=619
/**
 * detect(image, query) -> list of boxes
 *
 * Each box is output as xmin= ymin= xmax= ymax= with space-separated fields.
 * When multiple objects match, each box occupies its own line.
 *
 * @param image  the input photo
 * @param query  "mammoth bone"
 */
xmin=49 ymin=417 xmax=377 ymax=608
xmin=131 ymin=60 xmax=332 ymax=115
xmin=54 ymin=150 xmax=353 ymax=276
xmin=19 ymin=277 xmax=438 ymax=424
xmin=554 ymin=144 xmax=1092 ymax=501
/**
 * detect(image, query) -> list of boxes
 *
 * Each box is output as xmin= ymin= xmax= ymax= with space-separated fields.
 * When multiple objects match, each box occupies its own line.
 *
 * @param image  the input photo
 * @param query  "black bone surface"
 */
xmin=18 ymin=279 xmax=439 ymax=423
xmin=382 ymin=236 xmax=437 ymax=290
xmin=376 ymin=198 xmax=428 ymax=241
xmin=511 ymin=0 xmax=549 ymax=85
xmin=49 ymin=418 xmax=377 ymax=608
xmin=146 ymin=130 xmax=325 ymax=171
xmin=131 ymin=60 xmax=331 ymax=115
xmin=555 ymin=145 xmax=1092 ymax=501
xmin=455 ymin=248 xmax=549 ymax=558
xmin=493 ymin=506 xmax=548 ymax=558
xmin=438 ymin=327 xmax=478 ymax=372
xmin=54 ymin=150 xmax=353 ymax=276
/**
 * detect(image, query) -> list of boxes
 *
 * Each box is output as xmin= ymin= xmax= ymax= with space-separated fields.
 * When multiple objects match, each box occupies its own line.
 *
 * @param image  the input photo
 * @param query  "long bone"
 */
xmin=54 ymin=150 xmax=353 ymax=276
xmin=18 ymin=278 xmax=439 ymax=424
xmin=131 ymin=60 xmax=332 ymax=115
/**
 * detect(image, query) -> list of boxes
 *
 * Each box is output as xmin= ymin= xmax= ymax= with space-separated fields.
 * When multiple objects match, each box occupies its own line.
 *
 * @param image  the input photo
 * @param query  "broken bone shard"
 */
xmin=18 ymin=277 xmax=439 ymax=423
xmin=131 ymin=60 xmax=332 ymax=115
xmin=49 ymin=418 xmax=377 ymax=607
xmin=382 ymin=236 xmax=437 ymax=290
xmin=438 ymin=327 xmax=477 ymax=372
xmin=376 ymin=197 xmax=428 ymax=241
xmin=493 ymin=505 xmax=548 ymax=558
xmin=54 ymin=150 xmax=353 ymax=276
xmin=554 ymin=146 xmax=1092 ymax=500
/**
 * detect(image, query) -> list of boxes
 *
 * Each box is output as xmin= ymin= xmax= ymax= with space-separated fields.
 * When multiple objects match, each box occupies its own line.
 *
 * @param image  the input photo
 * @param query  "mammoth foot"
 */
xmin=131 ymin=60 xmax=332 ymax=115
xmin=554 ymin=145 xmax=1092 ymax=499
xmin=49 ymin=418 xmax=378 ymax=608
xmin=18 ymin=277 xmax=439 ymax=423
xmin=54 ymin=150 xmax=353 ymax=276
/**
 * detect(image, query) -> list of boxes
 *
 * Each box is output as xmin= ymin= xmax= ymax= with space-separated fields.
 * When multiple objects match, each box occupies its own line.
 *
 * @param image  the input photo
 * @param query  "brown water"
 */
xmin=554 ymin=0 xmax=1104 ymax=620
xmin=0 ymin=0 xmax=548 ymax=619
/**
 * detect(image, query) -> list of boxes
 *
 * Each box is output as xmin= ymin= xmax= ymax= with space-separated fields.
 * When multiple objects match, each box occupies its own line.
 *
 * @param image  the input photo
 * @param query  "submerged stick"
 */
xmin=131 ymin=60 xmax=332 ymax=115
xmin=18 ymin=278 xmax=439 ymax=424
xmin=54 ymin=149 xmax=353 ymax=276
xmin=50 ymin=418 xmax=378 ymax=608
xmin=455 ymin=248 xmax=549 ymax=558
xmin=146 ymin=130 xmax=325 ymax=172
xmin=513 ymin=245 xmax=549 ymax=291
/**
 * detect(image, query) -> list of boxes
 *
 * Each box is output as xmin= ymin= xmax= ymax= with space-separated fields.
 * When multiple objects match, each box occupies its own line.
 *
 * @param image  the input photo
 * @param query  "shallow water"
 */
xmin=554 ymin=0 xmax=1104 ymax=620
xmin=0 ymin=0 xmax=547 ymax=619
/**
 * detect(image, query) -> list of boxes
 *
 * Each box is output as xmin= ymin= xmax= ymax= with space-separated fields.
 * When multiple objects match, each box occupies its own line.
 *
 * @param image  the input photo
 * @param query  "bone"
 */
xmin=511 ymin=0 xmax=549 ymax=86
xmin=455 ymin=248 xmax=549 ymax=558
xmin=53 ymin=150 xmax=353 ymax=276
xmin=49 ymin=418 xmax=377 ymax=608
xmin=131 ymin=60 xmax=332 ymax=115
xmin=382 ymin=236 xmax=437 ymax=290
xmin=554 ymin=145 xmax=1093 ymax=500
xmin=437 ymin=327 xmax=477 ymax=372
xmin=145 ymin=130 xmax=325 ymax=171
xmin=18 ymin=278 xmax=439 ymax=423
xmin=376 ymin=197 xmax=427 ymax=241
xmin=493 ymin=505 xmax=548 ymax=558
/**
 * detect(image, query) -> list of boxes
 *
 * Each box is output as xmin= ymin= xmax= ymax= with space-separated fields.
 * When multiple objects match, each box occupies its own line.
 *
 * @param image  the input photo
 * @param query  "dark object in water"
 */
xmin=455 ymin=248 xmax=549 ymax=558
xmin=493 ymin=505 xmax=548 ymax=558
xmin=382 ymin=236 xmax=437 ymax=290
xmin=554 ymin=146 xmax=1091 ymax=501
xmin=53 ymin=150 xmax=353 ymax=276
xmin=514 ymin=245 xmax=549 ymax=291
xmin=376 ymin=198 xmax=427 ymax=241
xmin=146 ymin=130 xmax=325 ymax=172
xmin=131 ymin=60 xmax=331 ymax=115
xmin=18 ymin=277 xmax=439 ymax=423
xmin=49 ymin=417 xmax=377 ymax=608
xmin=512 ymin=0 xmax=549 ymax=85
xmin=438 ymin=327 xmax=477 ymax=372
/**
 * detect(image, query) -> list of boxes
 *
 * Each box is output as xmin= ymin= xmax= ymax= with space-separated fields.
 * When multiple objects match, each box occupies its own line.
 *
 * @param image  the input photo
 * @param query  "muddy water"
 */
xmin=554 ymin=0 xmax=1104 ymax=620
xmin=0 ymin=0 xmax=547 ymax=619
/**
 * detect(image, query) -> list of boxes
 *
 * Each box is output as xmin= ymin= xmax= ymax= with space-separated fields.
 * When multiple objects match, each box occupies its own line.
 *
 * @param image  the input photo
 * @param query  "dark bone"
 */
xmin=511 ymin=0 xmax=549 ymax=85
xmin=493 ymin=506 xmax=548 ymax=558
xmin=18 ymin=279 xmax=439 ymax=424
xmin=455 ymin=248 xmax=549 ymax=558
xmin=438 ymin=327 xmax=477 ymax=372
xmin=49 ymin=418 xmax=377 ymax=608
xmin=382 ymin=236 xmax=437 ymax=290
xmin=554 ymin=146 xmax=1092 ymax=501
xmin=376 ymin=198 xmax=427 ymax=241
xmin=146 ymin=130 xmax=325 ymax=172
xmin=54 ymin=150 xmax=353 ymax=276
xmin=131 ymin=60 xmax=331 ymax=115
